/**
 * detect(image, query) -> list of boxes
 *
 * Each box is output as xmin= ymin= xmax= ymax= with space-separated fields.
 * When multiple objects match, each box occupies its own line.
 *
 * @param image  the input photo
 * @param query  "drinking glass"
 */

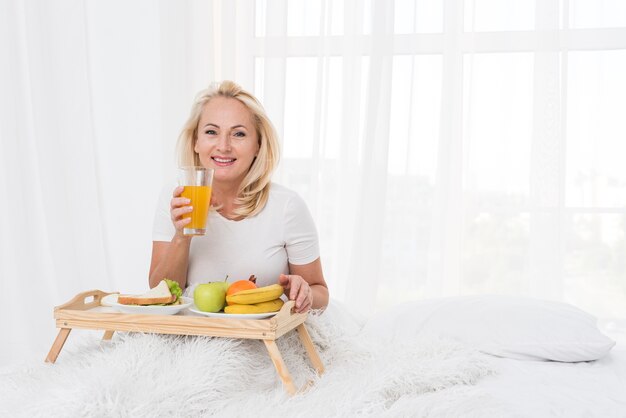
xmin=178 ymin=166 xmax=214 ymax=236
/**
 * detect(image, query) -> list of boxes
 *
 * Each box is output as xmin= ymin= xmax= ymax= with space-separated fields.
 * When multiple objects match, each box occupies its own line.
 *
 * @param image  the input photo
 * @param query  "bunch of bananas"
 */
xmin=224 ymin=284 xmax=285 ymax=314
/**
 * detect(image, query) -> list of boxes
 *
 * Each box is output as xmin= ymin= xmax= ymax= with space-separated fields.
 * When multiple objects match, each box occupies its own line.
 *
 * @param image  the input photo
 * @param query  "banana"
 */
xmin=224 ymin=298 xmax=284 ymax=314
xmin=226 ymin=283 xmax=284 ymax=305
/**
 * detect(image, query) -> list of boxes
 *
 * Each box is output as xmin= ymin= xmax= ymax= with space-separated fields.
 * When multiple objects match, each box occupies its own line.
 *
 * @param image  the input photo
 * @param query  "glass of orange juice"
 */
xmin=178 ymin=166 xmax=214 ymax=236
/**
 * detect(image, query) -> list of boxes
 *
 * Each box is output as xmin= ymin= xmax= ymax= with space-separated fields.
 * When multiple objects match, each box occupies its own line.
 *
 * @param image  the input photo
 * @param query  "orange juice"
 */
xmin=181 ymin=185 xmax=212 ymax=234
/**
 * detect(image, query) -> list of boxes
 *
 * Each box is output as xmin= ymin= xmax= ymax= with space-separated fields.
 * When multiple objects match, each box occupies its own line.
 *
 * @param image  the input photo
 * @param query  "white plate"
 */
xmin=106 ymin=295 xmax=193 ymax=315
xmin=101 ymin=293 xmax=120 ymax=307
xmin=189 ymin=305 xmax=277 ymax=319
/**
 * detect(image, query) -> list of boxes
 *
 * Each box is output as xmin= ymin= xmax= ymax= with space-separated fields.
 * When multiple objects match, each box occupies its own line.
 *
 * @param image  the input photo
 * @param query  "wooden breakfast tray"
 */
xmin=45 ymin=290 xmax=324 ymax=395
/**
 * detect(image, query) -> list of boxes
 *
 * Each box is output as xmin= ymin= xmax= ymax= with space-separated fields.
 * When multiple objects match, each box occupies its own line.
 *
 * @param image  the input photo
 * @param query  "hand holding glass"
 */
xmin=178 ymin=167 xmax=214 ymax=236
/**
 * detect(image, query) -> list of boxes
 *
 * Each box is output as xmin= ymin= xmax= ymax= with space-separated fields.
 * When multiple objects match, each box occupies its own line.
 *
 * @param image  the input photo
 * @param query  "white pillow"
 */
xmin=360 ymin=295 xmax=615 ymax=362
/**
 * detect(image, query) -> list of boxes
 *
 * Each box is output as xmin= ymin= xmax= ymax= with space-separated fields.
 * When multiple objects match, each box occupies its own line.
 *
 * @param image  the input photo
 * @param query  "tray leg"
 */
xmin=45 ymin=328 xmax=72 ymax=363
xmin=296 ymin=323 xmax=325 ymax=375
xmin=102 ymin=330 xmax=115 ymax=341
xmin=263 ymin=339 xmax=297 ymax=395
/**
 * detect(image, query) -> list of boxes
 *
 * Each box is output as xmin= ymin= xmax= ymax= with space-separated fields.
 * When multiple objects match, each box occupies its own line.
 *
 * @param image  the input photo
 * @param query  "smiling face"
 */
xmin=194 ymin=97 xmax=260 ymax=189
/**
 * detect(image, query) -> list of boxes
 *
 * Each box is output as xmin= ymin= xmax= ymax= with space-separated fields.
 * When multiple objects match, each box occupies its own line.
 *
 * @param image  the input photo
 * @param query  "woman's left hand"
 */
xmin=278 ymin=274 xmax=313 ymax=313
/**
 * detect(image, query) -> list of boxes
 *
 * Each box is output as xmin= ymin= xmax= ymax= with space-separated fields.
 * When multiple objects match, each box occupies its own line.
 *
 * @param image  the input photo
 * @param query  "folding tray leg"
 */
xmin=263 ymin=339 xmax=297 ymax=395
xmin=45 ymin=328 xmax=72 ymax=363
xmin=102 ymin=330 xmax=115 ymax=341
xmin=296 ymin=323 xmax=325 ymax=375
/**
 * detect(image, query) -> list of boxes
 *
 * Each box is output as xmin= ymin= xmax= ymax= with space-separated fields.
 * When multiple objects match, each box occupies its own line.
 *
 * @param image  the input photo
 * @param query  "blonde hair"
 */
xmin=176 ymin=81 xmax=280 ymax=218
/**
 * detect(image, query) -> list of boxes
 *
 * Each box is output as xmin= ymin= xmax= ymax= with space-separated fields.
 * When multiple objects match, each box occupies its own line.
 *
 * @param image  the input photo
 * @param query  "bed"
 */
xmin=478 ymin=345 xmax=626 ymax=417
xmin=0 ymin=295 xmax=624 ymax=417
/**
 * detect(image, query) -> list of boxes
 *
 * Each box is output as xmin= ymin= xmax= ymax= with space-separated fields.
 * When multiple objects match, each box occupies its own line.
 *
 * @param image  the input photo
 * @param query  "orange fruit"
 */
xmin=226 ymin=275 xmax=257 ymax=305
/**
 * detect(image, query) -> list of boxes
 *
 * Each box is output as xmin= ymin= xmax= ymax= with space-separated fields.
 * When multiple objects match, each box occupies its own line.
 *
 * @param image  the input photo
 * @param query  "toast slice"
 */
xmin=117 ymin=280 xmax=177 ymax=305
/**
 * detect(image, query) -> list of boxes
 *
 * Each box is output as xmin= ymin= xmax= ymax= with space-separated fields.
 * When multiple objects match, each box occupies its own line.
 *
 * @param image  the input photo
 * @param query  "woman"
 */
xmin=149 ymin=81 xmax=328 ymax=313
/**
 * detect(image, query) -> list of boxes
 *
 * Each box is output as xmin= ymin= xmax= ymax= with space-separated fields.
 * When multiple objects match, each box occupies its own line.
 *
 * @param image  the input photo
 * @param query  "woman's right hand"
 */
xmin=170 ymin=186 xmax=193 ymax=238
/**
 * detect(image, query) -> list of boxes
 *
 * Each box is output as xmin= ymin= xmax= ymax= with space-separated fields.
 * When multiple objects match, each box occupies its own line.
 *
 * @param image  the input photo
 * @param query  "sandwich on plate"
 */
xmin=117 ymin=279 xmax=183 ymax=306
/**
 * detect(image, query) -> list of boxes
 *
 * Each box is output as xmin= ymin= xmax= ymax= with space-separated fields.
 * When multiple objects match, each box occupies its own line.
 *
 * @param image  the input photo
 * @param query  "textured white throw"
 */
xmin=0 ymin=303 xmax=511 ymax=417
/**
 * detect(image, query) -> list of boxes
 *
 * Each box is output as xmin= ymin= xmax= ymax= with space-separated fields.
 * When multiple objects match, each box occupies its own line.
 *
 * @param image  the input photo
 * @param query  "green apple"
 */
xmin=194 ymin=281 xmax=229 ymax=312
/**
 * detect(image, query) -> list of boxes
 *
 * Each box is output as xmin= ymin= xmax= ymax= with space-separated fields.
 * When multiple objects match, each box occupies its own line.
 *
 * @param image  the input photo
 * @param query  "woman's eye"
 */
xmin=233 ymin=131 xmax=246 ymax=138
xmin=205 ymin=129 xmax=217 ymax=135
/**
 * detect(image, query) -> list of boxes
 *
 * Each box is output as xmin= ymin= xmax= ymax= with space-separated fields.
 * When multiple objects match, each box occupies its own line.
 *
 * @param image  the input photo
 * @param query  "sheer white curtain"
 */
xmin=0 ymin=0 xmax=215 ymax=367
xmin=252 ymin=0 xmax=626 ymax=318
xmin=1 ymin=0 xmax=625 ymax=368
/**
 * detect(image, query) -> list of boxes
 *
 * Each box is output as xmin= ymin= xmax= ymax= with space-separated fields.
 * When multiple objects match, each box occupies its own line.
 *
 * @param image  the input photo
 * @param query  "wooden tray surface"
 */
xmin=53 ymin=290 xmax=306 ymax=340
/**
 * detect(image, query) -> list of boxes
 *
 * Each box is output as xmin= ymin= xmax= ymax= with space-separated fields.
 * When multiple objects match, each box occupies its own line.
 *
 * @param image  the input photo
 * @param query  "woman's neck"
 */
xmin=211 ymin=183 xmax=241 ymax=220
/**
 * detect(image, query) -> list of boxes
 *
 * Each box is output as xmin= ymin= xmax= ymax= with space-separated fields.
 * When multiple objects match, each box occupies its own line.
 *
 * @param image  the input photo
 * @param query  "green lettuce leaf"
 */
xmin=164 ymin=279 xmax=183 ymax=300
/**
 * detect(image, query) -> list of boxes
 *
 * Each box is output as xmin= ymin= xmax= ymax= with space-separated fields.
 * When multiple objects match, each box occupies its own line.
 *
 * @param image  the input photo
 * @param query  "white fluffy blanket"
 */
xmin=0 ymin=303 xmax=513 ymax=417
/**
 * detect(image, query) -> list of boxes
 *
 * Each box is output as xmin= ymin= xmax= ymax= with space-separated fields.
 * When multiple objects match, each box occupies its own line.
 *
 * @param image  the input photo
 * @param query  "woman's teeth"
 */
xmin=212 ymin=157 xmax=236 ymax=164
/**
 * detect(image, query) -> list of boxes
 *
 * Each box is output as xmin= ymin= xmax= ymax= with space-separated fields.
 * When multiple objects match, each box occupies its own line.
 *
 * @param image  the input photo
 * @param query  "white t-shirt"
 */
xmin=152 ymin=183 xmax=320 ymax=295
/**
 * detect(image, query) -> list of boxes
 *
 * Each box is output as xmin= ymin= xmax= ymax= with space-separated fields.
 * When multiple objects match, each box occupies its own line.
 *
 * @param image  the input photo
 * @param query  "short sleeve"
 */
xmin=283 ymin=192 xmax=320 ymax=265
xmin=152 ymin=184 xmax=176 ymax=242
